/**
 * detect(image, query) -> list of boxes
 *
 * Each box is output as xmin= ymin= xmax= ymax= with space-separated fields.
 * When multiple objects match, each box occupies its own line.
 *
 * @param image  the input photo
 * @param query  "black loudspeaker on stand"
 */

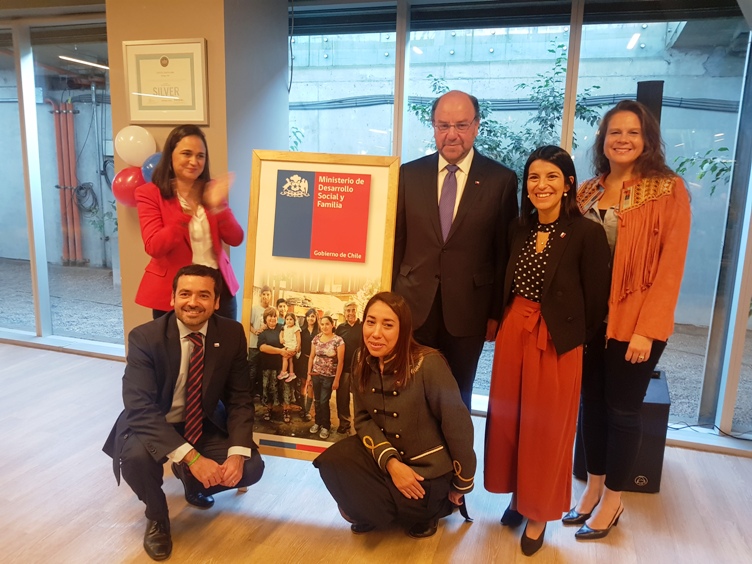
xmin=573 ymin=370 xmax=670 ymax=493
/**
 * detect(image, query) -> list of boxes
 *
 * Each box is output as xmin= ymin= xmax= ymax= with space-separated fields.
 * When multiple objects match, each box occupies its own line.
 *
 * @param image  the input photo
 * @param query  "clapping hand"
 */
xmin=203 ymin=172 xmax=235 ymax=211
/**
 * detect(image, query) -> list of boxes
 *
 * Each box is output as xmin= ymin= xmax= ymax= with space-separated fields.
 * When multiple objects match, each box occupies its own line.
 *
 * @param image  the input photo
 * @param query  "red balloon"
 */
xmin=112 ymin=166 xmax=145 ymax=207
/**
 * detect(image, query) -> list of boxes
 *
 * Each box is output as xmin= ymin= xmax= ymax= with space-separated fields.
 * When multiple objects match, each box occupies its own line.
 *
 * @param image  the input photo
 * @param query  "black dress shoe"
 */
xmin=520 ymin=522 xmax=546 ymax=557
xmin=575 ymin=504 xmax=624 ymax=540
xmin=350 ymin=523 xmax=376 ymax=534
xmin=562 ymin=498 xmax=600 ymax=525
xmin=338 ymin=505 xmax=355 ymax=524
xmin=172 ymin=462 xmax=215 ymax=509
xmin=407 ymin=519 xmax=438 ymax=539
xmin=500 ymin=505 xmax=524 ymax=528
xmin=337 ymin=505 xmax=374 ymax=533
xmin=143 ymin=519 xmax=172 ymax=561
xmin=562 ymin=507 xmax=593 ymax=525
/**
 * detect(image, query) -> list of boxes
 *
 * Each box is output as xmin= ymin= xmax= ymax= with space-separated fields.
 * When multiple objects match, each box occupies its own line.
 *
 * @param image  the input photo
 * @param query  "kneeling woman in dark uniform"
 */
xmin=314 ymin=291 xmax=476 ymax=538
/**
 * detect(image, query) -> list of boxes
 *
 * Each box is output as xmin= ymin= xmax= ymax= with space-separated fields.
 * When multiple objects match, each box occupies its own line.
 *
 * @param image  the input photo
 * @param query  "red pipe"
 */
xmin=58 ymin=103 xmax=76 ymax=263
xmin=65 ymin=102 xmax=84 ymax=264
xmin=45 ymin=99 xmax=70 ymax=264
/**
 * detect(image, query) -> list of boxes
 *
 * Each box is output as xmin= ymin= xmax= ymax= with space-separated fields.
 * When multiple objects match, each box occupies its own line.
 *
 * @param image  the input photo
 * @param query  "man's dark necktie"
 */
xmin=439 ymin=164 xmax=459 ymax=241
xmin=184 ymin=332 xmax=204 ymax=445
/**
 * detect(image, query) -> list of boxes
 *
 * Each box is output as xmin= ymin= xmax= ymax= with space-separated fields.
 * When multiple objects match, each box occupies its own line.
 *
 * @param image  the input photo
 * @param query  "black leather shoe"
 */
xmin=520 ymin=522 xmax=546 ymax=557
xmin=143 ymin=519 xmax=172 ymax=561
xmin=575 ymin=504 xmax=624 ymax=540
xmin=562 ymin=498 xmax=600 ymax=525
xmin=336 ymin=425 xmax=351 ymax=434
xmin=407 ymin=519 xmax=438 ymax=539
xmin=337 ymin=505 xmax=374 ymax=533
xmin=172 ymin=462 xmax=214 ymax=509
xmin=562 ymin=507 xmax=592 ymax=525
xmin=500 ymin=505 xmax=524 ymax=528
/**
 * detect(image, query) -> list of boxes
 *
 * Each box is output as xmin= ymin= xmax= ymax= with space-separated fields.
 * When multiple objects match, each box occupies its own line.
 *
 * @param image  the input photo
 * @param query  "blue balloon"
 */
xmin=141 ymin=152 xmax=162 ymax=183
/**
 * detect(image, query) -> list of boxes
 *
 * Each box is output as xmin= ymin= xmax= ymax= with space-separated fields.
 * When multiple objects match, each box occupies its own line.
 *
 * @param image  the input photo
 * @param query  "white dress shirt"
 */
xmin=166 ymin=318 xmax=250 ymax=462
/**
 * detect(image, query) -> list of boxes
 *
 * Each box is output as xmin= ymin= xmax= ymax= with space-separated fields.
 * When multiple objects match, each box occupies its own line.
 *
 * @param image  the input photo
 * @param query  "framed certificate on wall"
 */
xmin=122 ymin=38 xmax=208 ymax=124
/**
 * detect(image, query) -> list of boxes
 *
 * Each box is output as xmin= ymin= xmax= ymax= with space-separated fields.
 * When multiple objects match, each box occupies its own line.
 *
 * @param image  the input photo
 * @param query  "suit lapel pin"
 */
xmin=214 ymin=342 xmax=220 ymax=347
xmin=474 ymin=180 xmax=480 ymax=185
xmin=560 ymin=232 xmax=566 ymax=238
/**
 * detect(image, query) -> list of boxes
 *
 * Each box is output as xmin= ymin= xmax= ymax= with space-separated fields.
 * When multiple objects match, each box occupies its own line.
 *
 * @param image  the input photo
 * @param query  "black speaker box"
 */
xmin=573 ymin=370 xmax=670 ymax=493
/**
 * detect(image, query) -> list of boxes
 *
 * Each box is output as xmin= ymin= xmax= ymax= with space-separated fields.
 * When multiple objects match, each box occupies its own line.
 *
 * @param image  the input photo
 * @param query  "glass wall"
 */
xmin=288 ymin=32 xmax=396 ymax=155
xmin=736 ymin=307 xmax=752 ymax=435
xmin=571 ymin=18 xmax=746 ymax=426
xmin=287 ymin=3 xmax=752 ymax=442
xmin=0 ymin=38 xmax=35 ymax=333
xmin=0 ymin=20 xmax=123 ymax=345
xmin=404 ymin=25 xmax=573 ymax=177
xmin=30 ymin=26 xmax=122 ymax=343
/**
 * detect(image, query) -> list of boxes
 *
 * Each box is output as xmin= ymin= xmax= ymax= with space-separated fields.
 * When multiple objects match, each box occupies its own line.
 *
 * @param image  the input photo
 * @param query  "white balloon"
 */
xmin=115 ymin=125 xmax=156 ymax=167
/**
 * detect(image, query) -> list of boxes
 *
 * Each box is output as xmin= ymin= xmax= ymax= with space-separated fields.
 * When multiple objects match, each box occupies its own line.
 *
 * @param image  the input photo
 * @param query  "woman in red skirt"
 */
xmin=484 ymin=146 xmax=611 ymax=556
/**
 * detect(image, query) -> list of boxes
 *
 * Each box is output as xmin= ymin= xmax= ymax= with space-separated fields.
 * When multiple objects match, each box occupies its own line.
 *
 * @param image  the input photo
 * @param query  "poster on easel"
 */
xmin=242 ymin=150 xmax=399 ymax=460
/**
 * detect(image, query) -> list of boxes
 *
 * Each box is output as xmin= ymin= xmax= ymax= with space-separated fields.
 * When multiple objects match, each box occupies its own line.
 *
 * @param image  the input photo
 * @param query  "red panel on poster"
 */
xmin=310 ymin=172 xmax=371 ymax=263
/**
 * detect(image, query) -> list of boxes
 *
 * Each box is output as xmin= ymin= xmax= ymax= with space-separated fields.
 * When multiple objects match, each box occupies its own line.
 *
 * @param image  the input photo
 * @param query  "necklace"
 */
xmin=535 ymin=231 xmax=549 ymax=253
xmin=534 ymin=219 xmax=557 ymax=253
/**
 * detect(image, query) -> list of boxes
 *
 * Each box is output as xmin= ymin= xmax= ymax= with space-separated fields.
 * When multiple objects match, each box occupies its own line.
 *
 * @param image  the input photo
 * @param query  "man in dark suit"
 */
xmin=103 ymin=265 xmax=264 ymax=561
xmin=393 ymin=90 xmax=518 ymax=410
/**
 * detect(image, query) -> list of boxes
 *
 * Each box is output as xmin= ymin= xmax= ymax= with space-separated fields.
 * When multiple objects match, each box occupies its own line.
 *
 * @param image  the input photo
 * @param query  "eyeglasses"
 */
xmin=432 ymin=119 xmax=477 ymax=133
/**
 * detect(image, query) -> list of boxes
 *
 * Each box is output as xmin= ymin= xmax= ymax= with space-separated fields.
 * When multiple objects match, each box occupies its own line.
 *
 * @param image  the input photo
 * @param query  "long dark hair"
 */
xmin=355 ymin=292 xmax=434 ymax=392
xmin=304 ymin=307 xmax=320 ymax=335
xmin=520 ymin=145 xmax=580 ymax=226
xmin=592 ymin=100 xmax=674 ymax=178
xmin=151 ymin=124 xmax=212 ymax=199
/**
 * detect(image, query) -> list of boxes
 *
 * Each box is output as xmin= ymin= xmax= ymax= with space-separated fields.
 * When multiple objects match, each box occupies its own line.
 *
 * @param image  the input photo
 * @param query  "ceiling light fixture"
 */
xmin=59 ymin=55 xmax=109 ymax=70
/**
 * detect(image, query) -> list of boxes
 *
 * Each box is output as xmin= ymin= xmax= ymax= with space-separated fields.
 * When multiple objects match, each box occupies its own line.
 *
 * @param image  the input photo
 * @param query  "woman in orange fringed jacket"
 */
xmin=565 ymin=100 xmax=691 ymax=541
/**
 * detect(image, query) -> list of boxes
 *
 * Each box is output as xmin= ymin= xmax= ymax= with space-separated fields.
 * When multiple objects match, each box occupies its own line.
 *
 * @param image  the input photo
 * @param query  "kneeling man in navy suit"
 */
xmin=104 ymin=264 xmax=264 ymax=560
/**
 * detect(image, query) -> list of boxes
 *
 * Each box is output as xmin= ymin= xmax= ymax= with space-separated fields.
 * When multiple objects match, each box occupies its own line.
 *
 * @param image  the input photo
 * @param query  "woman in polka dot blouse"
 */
xmin=484 ymin=146 xmax=611 ymax=556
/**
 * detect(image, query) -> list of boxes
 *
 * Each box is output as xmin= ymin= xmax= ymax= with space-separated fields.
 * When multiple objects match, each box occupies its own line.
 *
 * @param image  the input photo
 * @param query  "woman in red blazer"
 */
xmin=135 ymin=125 xmax=244 ymax=319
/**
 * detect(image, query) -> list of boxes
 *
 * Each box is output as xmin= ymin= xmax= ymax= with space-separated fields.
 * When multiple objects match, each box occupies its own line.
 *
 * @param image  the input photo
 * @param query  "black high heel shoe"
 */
xmin=562 ymin=498 xmax=600 ymax=525
xmin=575 ymin=503 xmax=624 ymax=540
xmin=500 ymin=504 xmax=524 ymax=528
xmin=520 ymin=522 xmax=546 ymax=556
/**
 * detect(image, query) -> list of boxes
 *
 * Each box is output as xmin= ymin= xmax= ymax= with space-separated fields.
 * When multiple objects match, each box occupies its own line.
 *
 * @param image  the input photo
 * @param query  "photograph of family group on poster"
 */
xmin=242 ymin=150 xmax=399 ymax=460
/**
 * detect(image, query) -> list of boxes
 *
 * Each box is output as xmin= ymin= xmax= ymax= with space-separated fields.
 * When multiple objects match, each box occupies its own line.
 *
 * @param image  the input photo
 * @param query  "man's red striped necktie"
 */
xmin=184 ymin=332 xmax=204 ymax=444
